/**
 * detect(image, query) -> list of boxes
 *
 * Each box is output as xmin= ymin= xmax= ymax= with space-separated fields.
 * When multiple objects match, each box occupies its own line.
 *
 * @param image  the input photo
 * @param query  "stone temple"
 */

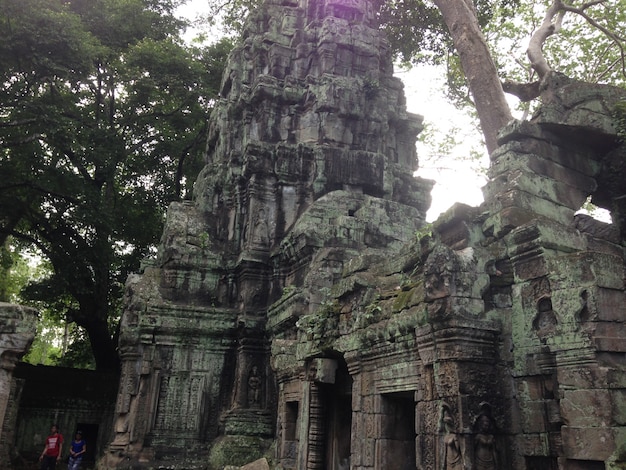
xmin=7 ymin=0 xmax=626 ymax=467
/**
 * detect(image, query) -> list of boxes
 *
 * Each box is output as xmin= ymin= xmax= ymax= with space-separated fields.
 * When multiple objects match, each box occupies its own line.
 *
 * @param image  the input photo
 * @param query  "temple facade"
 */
xmin=100 ymin=0 xmax=626 ymax=467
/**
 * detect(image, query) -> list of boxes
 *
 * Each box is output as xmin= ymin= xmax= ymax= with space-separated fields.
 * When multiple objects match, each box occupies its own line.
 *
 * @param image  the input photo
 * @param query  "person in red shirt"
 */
xmin=39 ymin=424 xmax=64 ymax=470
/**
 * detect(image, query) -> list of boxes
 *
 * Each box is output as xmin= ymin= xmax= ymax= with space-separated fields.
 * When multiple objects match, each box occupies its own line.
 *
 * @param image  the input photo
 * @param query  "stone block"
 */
xmin=309 ymin=357 xmax=337 ymax=383
xmin=589 ymin=254 xmax=625 ymax=290
xmin=561 ymin=459 xmax=608 ymax=470
xmin=594 ymin=336 xmax=626 ymax=352
xmin=560 ymin=389 xmax=612 ymax=427
xmin=375 ymin=438 xmax=415 ymax=469
xmin=606 ymin=367 xmax=626 ymax=389
xmin=561 ymin=426 xmax=615 ymax=461
xmin=241 ymin=458 xmax=270 ymax=470
xmin=376 ymin=361 xmax=420 ymax=393
xmin=484 ymin=166 xmax=588 ymax=210
xmin=595 ymin=322 xmax=626 ymax=339
xmin=557 ymin=366 xmax=602 ymax=390
xmin=512 ymin=251 xmax=549 ymax=282
xmin=611 ymin=389 xmax=626 ymax=426
xmin=519 ymin=401 xmax=549 ymax=433
xmin=516 ymin=376 xmax=545 ymax=401
xmin=486 ymin=188 xmax=574 ymax=226
xmin=362 ymin=438 xmax=375 ymax=466
xmin=493 ymin=127 xmax=600 ymax=175
xmin=364 ymin=413 xmax=380 ymax=438
xmin=548 ymin=252 xmax=624 ymax=290
xmin=361 ymin=394 xmax=374 ymax=413
xmin=490 ymin=152 xmax=597 ymax=194
xmin=518 ymin=432 xmax=550 ymax=456
xmin=595 ymin=288 xmax=626 ymax=322
xmin=483 ymin=206 xmax=538 ymax=238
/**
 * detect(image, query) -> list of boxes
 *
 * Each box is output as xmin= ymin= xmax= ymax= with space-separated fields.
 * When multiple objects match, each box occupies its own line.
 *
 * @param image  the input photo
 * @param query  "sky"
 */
xmin=398 ymin=65 xmax=488 ymax=221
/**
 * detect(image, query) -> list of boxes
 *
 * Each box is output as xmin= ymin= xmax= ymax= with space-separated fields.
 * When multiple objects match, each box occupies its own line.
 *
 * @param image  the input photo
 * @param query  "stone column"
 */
xmin=0 ymin=302 xmax=38 ymax=462
xmin=306 ymin=381 xmax=326 ymax=470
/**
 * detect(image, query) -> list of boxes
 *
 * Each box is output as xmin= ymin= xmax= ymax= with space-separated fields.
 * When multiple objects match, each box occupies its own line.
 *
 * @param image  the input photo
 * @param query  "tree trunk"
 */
xmin=77 ymin=302 xmax=120 ymax=372
xmin=432 ymin=0 xmax=513 ymax=154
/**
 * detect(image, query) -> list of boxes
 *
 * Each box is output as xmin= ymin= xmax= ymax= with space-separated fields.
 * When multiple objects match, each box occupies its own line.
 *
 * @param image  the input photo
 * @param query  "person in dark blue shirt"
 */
xmin=67 ymin=430 xmax=86 ymax=470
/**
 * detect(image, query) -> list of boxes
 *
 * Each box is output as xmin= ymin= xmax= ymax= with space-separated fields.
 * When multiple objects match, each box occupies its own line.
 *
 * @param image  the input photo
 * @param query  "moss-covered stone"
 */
xmin=208 ymin=436 xmax=273 ymax=469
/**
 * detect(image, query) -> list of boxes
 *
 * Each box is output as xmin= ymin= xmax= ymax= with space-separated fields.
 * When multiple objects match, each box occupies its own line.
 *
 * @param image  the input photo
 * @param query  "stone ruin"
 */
xmin=0 ymin=303 xmax=37 ymax=464
xmin=99 ymin=0 xmax=626 ymax=467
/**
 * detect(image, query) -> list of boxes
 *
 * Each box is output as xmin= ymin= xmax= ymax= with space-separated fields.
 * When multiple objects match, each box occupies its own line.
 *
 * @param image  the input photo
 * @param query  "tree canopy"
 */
xmin=0 ymin=0 xmax=231 ymax=370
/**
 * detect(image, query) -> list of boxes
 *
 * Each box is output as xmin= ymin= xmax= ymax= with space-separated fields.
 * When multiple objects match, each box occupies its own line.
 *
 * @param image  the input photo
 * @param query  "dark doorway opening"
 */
xmin=525 ymin=456 xmax=558 ymax=469
xmin=73 ymin=423 xmax=98 ymax=463
xmin=322 ymin=358 xmax=352 ymax=470
xmin=380 ymin=392 xmax=416 ymax=470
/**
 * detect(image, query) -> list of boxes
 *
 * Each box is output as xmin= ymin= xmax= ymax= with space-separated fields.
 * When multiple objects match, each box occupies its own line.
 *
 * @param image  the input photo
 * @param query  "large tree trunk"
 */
xmin=84 ymin=315 xmax=120 ymax=372
xmin=432 ymin=0 xmax=513 ymax=154
xmin=76 ymin=300 xmax=120 ymax=372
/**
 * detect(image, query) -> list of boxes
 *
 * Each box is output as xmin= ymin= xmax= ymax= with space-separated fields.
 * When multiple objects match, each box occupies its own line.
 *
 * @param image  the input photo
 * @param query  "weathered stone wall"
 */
xmin=0 ymin=302 xmax=37 ymax=465
xmin=270 ymin=72 xmax=626 ymax=470
xmin=9 ymin=363 xmax=117 ymax=465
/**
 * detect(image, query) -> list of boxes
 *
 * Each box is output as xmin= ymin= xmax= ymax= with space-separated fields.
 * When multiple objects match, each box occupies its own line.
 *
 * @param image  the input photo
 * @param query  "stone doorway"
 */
xmin=378 ymin=392 xmax=416 ymax=470
xmin=320 ymin=358 xmax=352 ymax=470
xmin=281 ymin=400 xmax=299 ymax=466
xmin=323 ymin=391 xmax=351 ymax=470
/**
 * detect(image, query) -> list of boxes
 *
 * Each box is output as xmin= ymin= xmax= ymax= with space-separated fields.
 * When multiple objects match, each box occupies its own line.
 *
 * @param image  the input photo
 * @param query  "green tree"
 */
xmin=381 ymin=0 xmax=626 ymax=153
xmin=0 ymin=239 xmax=32 ymax=302
xmin=0 ymin=0 xmax=231 ymax=370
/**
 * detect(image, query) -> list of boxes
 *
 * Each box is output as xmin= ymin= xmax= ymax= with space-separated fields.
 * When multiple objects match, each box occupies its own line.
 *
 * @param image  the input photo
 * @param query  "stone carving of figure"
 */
xmin=440 ymin=404 xmax=464 ymax=470
xmin=473 ymin=407 xmax=497 ymax=470
xmin=247 ymin=365 xmax=262 ymax=407
xmin=251 ymin=209 xmax=269 ymax=247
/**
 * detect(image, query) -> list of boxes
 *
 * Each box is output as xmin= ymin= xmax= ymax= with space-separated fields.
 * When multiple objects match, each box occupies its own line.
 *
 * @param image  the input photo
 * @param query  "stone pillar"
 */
xmin=0 ymin=302 xmax=38 ymax=463
xmin=306 ymin=382 xmax=325 ymax=470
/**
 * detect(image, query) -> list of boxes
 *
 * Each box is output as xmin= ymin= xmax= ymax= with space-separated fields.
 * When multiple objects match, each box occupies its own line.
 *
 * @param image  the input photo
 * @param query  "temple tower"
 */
xmin=102 ymin=0 xmax=432 ymax=466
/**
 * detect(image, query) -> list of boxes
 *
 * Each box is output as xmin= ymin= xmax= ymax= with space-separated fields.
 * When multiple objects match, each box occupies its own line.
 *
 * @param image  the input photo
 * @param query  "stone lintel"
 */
xmin=486 ymin=188 xmax=575 ymax=227
xmin=415 ymin=322 xmax=500 ymax=365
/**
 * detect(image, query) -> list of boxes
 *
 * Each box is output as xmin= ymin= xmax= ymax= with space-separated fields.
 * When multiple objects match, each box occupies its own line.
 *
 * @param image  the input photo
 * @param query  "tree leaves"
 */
xmin=0 ymin=0 xmax=230 ymax=370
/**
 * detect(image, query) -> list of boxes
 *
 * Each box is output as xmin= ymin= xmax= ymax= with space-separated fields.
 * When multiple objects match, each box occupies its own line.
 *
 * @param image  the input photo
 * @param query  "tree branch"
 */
xmin=560 ymin=0 xmax=626 ymax=78
xmin=527 ymin=0 xmax=565 ymax=78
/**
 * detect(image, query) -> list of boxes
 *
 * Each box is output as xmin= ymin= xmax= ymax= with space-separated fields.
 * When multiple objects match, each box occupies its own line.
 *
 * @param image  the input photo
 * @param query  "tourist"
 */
xmin=39 ymin=424 xmax=63 ymax=470
xmin=67 ymin=430 xmax=86 ymax=470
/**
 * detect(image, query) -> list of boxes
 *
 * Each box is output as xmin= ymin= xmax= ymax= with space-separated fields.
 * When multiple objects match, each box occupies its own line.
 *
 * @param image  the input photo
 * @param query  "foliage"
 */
xmin=51 ymin=325 xmax=97 ymax=369
xmin=0 ymin=0 xmax=231 ymax=370
xmin=0 ymin=240 xmax=32 ymax=303
xmin=415 ymin=223 xmax=434 ymax=244
xmin=398 ymin=1 xmax=626 ymax=114
xmin=497 ymin=2 xmax=623 ymax=91
xmin=22 ymin=318 xmax=64 ymax=367
xmin=376 ymin=0 xmax=450 ymax=66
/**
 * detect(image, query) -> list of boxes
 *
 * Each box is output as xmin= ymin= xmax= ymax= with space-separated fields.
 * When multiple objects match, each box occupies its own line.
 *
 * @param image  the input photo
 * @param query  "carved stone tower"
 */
xmin=101 ymin=0 xmax=432 ymax=466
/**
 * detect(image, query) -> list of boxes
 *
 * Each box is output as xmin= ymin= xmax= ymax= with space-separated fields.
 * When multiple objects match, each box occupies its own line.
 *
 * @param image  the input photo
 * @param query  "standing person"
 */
xmin=67 ymin=430 xmax=86 ymax=470
xmin=39 ymin=424 xmax=63 ymax=470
